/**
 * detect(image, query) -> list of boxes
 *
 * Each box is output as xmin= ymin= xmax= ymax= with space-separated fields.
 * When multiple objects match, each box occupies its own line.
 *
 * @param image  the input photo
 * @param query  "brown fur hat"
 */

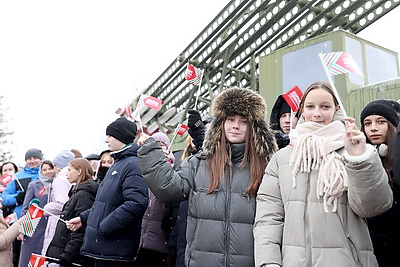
xmin=202 ymin=87 xmax=277 ymax=159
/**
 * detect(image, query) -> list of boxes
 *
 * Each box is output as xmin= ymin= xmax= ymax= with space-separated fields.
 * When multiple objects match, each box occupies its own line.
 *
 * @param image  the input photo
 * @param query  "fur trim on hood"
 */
xmin=202 ymin=87 xmax=277 ymax=159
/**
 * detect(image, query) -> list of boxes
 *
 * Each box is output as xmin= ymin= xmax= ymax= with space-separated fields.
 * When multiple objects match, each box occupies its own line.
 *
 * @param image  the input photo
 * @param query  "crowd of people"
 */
xmin=0 ymin=83 xmax=399 ymax=267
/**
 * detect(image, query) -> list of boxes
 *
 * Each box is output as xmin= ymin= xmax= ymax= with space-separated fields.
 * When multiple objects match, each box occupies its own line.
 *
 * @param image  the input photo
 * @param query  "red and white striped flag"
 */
xmin=28 ymin=254 xmax=46 ymax=267
xmin=19 ymin=204 xmax=44 ymax=237
xmin=185 ymin=63 xmax=203 ymax=85
xmin=320 ymin=51 xmax=363 ymax=77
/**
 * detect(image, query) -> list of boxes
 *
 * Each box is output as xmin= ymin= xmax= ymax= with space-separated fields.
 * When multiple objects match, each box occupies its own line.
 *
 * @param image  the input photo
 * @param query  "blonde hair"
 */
xmin=182 ymin=136 xmax=194 ymax=160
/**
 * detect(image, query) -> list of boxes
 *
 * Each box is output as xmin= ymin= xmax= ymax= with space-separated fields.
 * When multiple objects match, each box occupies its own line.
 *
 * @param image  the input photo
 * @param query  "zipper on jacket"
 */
xmin=304 ymin=172 xmax=312 ymax=267
xmin=224 ymin=159 xmax=233 ymax=267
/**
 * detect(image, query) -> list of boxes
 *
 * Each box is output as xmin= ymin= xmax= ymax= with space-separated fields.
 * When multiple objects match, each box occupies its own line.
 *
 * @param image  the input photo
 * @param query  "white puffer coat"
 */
xmin=254 ymin=145 xmax=393 ymax=267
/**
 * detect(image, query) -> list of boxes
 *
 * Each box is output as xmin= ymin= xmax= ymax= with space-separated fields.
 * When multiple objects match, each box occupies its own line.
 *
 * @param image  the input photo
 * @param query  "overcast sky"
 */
xmin=0 ymin=1 xmax=399 ymax=166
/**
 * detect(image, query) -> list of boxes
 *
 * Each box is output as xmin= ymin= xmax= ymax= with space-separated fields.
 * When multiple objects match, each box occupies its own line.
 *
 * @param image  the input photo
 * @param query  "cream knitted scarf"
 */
xmin=289 ymin=121 xmax=347 ymax=212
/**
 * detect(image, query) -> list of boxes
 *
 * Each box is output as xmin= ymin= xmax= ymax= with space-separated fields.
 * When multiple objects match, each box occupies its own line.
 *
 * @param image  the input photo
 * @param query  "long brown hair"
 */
xmin=207 ymin=121 xmax=267 ymax=197
xmin=69 ymin=158 xmax=94 ymax=184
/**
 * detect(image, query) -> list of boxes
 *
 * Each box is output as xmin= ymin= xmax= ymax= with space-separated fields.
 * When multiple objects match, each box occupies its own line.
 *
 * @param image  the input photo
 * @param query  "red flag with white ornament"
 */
xmin=282 ymin=86 xmax=303 ymax=112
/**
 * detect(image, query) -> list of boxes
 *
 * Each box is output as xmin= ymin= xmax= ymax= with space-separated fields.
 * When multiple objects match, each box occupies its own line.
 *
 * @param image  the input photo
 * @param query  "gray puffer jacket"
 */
xmin=138 ymin=138 xmax=256 ymax=267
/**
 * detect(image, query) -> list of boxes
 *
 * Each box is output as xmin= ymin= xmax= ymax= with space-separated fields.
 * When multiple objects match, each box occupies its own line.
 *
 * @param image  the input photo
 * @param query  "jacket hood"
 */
xmin=270 ymin=95 xmax=288 ymax=131
xmin=202 ymin=87 xmax=277 ymax=159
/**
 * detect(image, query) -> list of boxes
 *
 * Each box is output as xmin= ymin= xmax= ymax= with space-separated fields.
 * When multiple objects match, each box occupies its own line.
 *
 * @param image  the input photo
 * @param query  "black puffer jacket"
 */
xmin=46 ymin=180 xmax=99 ymax=265
xmin=367 ymin=152 xmax=400 ymax=267
xmin=79 ymin=144 xmax=149 ymax=261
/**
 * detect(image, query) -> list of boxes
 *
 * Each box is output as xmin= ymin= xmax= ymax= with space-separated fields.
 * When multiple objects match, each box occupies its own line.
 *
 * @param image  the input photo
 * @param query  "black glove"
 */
xmin=59 ymin=253 xmax=72 ymax=266
xmin=188 ymin=110 xmax=206 ymax=150
xmin=187 ymin=110 xmax=203 ymax=129
xmin=16 ymin=191 xmax=26 ymax=205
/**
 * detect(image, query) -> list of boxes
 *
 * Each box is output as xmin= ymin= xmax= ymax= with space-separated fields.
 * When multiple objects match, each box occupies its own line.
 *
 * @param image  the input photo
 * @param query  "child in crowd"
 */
xmin=46 ymin=158 xmax=98 ymax=267
xmin=360 ymin=99 xmax=400 ymax=267
xmin=254 ymin=81 xmax=393 ymax=267
xmin=138 ymin=87 xmax=277 ymax=266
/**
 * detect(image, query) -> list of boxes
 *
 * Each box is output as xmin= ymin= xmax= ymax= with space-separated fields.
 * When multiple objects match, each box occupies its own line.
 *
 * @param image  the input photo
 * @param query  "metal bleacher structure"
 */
xmin=126 ymin=0 xmax=400 ymax=150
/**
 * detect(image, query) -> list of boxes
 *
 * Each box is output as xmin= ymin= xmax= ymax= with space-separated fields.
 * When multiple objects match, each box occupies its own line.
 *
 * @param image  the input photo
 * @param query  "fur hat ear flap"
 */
xmin=202 ymin=87 xmax=277 ymax=158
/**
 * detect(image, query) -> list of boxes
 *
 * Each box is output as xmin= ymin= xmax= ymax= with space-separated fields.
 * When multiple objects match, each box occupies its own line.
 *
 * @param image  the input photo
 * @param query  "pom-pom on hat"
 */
xmin=53 ymin=150 xmax=75 ymax=169
xmin=25 ymin=148 xmax=43 ymax=161
xmin=106 ymin=117 xmax=137 ymax=144
xmin=360 ymin=99 xmax=400 ymax=127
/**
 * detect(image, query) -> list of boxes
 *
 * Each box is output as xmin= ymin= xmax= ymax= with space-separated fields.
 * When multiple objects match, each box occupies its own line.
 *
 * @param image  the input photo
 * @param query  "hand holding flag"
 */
xmin=19 ymin=199 xmax=44 ymax=237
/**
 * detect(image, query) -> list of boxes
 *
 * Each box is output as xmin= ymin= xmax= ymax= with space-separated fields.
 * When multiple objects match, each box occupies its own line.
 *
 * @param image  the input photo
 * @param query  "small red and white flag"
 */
xmin=185 ymin=63 xmax=203 ymax=85
xmin=1 ymin=174 xmax=13 ymax=186
xmin=320 ymin=51 xmax=364 ymax=77
xmin=4 ymin=212 xmax=18 ymax=224
xmin=283 ymin=86 xmax=303 ymax=112
xmin=28 ymin=254 xmax=46 ymax=267
xmin=143 ymin=95 xmax=163 ymax=111
xmin=19 ymin=204 xmax=44 ymax=237
xmin=176 ymin=124 xmax=189 ymax=135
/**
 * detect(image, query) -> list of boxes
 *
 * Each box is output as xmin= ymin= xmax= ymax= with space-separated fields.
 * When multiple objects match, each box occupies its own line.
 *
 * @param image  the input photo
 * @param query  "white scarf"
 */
xmin=289 ymin=121 xmax=348 ymax=212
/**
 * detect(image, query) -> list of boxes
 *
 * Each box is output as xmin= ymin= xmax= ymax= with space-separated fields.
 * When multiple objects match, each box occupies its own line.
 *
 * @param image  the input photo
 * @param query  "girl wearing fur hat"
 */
xmin=254 ymin=81 xmax=393 ymax=267
xmin=137 ymin=87 xmax=277 ymax=267
xmin=360 ymin=99 xmax=400 ymax=267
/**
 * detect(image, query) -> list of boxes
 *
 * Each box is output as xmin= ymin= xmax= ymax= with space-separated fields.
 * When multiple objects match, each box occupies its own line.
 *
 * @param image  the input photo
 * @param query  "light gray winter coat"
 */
xmin=139 ymin=140 xmax=257 ymax=267
xmin=254 ymin=145 xmax=393 ymax=267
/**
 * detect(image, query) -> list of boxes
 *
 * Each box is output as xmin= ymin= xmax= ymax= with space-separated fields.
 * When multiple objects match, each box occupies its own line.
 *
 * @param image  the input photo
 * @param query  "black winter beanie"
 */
xmin=360 ymin=99 xmax=400 ymax=127
xmin=106 ymin=117 xmax=137 ymax=144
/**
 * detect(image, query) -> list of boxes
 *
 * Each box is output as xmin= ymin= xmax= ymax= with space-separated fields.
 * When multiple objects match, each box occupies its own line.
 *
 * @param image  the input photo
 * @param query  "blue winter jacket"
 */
xmin=79 ymin=143 xmax=148 ymax=261
xmin=1 ymin=166 xmax=40 ymax=217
